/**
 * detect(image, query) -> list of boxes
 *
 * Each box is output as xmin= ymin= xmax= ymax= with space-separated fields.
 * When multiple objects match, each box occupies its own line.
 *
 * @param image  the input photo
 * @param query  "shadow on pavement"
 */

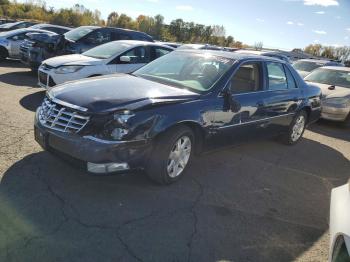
xmin=0 ymin=59 xmax=26 ymax=68
xmin=19 ymin=91 xmax=45 ymax=112
xmin=0 ymin=71 xmax=37 ymax=87
xmin=310 ymin=120 xmax=350 ymax=142
xmin=0 ymin=138 xmax=349 ymax=261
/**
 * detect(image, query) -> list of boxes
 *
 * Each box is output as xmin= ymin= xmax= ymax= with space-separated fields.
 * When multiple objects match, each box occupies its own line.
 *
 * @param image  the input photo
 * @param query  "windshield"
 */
xmin=293 ymin=61 xmax=325 ymax=72
xmin=83 ymin=41 xmax=132 ymax=59
xmin=305 ymin=68 xmax=350 ymax=88
xmin=133 ymin=51 xmax=234 ymax=93
xmin=64 ymin=26 xmax=98 ymax=42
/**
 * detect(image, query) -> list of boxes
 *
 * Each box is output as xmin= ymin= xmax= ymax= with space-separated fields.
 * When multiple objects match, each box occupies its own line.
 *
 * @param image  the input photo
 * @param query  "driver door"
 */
xmin=113 ymin=46 xmax=151 ymax=74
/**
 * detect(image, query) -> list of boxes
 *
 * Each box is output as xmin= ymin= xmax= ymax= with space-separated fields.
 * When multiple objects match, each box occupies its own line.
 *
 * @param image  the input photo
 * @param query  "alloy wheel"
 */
xmin=291 ymin=115 xmax=305 ymax=142
xmin=167 ymin=136 xmax=192 ymax=178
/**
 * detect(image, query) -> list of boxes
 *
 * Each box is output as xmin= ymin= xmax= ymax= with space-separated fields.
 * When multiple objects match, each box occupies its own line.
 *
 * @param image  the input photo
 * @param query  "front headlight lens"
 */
xmin=323 ymin=97 xmax=350 ymax=108
xmin=96 ymin=110 xmax=135 ymax=141
xmin=54 ymin=65 xmax=84 ymax=74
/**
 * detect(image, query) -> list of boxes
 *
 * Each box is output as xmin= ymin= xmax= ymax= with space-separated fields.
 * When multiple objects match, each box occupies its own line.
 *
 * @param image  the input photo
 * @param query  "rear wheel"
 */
xmin=146 ymin=126 xmax=194 ymax=185
xmin=282 ymin=110 xmax=307 ymax=145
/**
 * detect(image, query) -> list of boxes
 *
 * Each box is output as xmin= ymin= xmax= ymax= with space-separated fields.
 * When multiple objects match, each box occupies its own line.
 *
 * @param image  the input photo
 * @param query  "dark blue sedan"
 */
xmin=34 ymin=50 xmax=322 ymax=184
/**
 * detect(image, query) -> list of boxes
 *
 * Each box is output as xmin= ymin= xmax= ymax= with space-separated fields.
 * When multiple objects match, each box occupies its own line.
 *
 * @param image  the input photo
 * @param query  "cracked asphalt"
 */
xmin=0 ymin=60 xmax=349 ymax=262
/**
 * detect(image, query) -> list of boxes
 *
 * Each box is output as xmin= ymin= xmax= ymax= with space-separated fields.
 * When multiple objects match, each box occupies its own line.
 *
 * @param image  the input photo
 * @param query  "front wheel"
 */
xmin=282 ymin=111 xmax=307 ymax=145
xmin=146 ymin=126 xmax=194 ymax=185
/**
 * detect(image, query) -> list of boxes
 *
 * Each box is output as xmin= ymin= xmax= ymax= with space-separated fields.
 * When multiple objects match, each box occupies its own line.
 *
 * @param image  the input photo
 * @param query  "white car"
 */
xmin=38 ymin=40 xmax=174 ymax=88
xmin=329 ymin=179 xmax=350 ymax=262
xmin=305 ymin=66 xmax=350 ymax=125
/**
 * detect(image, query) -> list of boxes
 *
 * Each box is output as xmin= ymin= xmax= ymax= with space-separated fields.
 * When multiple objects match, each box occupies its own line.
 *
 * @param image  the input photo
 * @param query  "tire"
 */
xmin=0 ymin=47 xmax=8 ymax=61
xmin=282 ymin=110 xmax=307 ymax=145
xmin=146 ymin=125 xmax=194 ymax=185
xmin=342 ymin=113 xmax=350 ymax=128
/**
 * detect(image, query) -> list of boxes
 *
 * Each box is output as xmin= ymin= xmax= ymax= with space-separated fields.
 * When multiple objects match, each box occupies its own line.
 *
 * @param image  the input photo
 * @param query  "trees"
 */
xmin=304 ymin=44 xmax=350 ymax=63
xmin=0 ymin=1 xmax=249 ymax=48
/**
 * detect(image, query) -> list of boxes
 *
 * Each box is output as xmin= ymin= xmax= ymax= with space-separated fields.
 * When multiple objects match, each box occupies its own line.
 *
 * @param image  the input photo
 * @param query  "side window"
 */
xmin=267 ymin=62 xmax=288 ymax=90
xmin=121 ymin=46 xmax=150 ymax=64
xmin=10 ymin=33 xmax=26 ymax=41
xmin=84 ymin=29 xmax=111 ymax=45
xmin=153 ymin=47 xmax=171 ymax=60
xmin=230 ymin=62 xmax=262 ymax=94
xmin=284 ymin=65 xmax=297 ymax=89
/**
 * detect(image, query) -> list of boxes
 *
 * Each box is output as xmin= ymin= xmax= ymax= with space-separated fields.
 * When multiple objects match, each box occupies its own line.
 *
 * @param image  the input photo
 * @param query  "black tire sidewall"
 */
xmin=147 ymin=126 xmax=194 ymax=185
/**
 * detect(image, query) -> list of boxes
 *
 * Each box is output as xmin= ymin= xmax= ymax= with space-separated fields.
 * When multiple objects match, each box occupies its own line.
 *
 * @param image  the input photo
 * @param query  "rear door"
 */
xmin=261 ymin=61 xmax=302 ymax=133
xmin=150 ymin=46 xmax=172 ymax=62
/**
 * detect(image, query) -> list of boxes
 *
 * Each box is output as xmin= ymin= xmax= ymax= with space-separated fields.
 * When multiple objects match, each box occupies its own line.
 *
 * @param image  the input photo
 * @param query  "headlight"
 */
xmin=54 ymin=65 xmax=84 ymax=74
xmin=97 ymin=110 xmax=135 ymax=141
xmin=323 ymin=97 xmax=350 ymax=108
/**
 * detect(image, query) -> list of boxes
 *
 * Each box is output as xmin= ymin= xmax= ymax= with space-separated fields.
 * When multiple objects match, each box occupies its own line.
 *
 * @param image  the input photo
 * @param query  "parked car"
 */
xmin=38 ymin=40 xmax=173 ymax=88
xmin=177 ymin=44 xmax=223 ymax=50
xmin=0 ymin=19 xmax=16 ymax=25
xmin=304 ymin=66 xmax=350 ymax=125
xmin=34 ymin=50 xmax=321 ymax=184
xmin=329 ymin=180 xmax=350 ymax=262
xmin=0 ymin=28 xmax=54 ymax=60
xmin=155 ymin=41 xmax=182 ymax=48
xmin=0 ymin=21 xmax=37 ymax=32
xmin=235 ymin=50 xmax=292 ymax=63
xmin=293 ymin=59 xmax=343 ymax=78
xmin=29 ymin=24 xmax=72 ymax=35
xmin=20 ymin=25 xmax=72 ymax=69
xmin=19 ymin=26 xmax=154 ymax=70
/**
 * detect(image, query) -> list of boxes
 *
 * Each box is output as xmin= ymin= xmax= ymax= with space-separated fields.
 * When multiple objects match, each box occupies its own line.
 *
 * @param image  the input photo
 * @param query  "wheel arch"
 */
xmin=0 ymin=46 xmax=9 ymax=58
xmin=155 ymin=120 xmax=206 ymax=154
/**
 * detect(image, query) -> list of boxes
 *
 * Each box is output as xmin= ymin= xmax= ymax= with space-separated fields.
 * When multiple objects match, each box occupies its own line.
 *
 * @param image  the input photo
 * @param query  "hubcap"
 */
xmin=167 ymin=136 xmax=192 ymax=178
xmin=291 ymin=115 xmax=305 ymax=142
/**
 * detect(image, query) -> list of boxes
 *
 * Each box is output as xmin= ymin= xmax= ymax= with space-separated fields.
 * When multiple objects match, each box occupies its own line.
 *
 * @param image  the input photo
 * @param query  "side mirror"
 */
xmin=120 ymin=56 xmax=131 ymax=63
xmin=223 ymin=89 xmax=241 ymax=113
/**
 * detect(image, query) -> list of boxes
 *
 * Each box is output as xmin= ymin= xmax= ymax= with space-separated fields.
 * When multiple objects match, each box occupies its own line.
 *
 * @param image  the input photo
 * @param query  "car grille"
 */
xmin=38 ymin=97 xmax=89 ymax=133
xmin=38 ymin=71 xmax=56 ymax=87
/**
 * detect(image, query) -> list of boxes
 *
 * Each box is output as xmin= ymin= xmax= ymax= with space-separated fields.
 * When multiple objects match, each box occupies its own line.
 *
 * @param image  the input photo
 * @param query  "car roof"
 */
xmin=30 ymin=24 xmax=72 ymax=30
xmin=105 ymin=40 xmax=174 ymax=48
xmin=174 ymin=49 xmax=286 ymax=63
xmin=321 ymin=66 xmax=350 ymax=71
xmin=296 ymin=59 xmax=331 ymax=63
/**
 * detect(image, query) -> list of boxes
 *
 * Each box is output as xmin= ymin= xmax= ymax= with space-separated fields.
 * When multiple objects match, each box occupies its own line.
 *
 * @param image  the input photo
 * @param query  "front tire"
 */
xmin=282 ymin=110 xmax=307 ymax=145
xmin=146 ymin=126 xmax=194 ymax=185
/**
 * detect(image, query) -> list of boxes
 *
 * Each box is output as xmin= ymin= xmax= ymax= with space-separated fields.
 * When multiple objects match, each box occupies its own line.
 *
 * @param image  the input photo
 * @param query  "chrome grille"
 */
xmin=38 ymin=98 xmax=89 ymax=133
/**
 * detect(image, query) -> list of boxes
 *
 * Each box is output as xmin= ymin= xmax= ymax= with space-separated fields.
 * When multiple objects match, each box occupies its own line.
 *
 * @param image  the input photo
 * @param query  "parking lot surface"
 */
xmin=0 ymin=61 xmax=349 ymax=262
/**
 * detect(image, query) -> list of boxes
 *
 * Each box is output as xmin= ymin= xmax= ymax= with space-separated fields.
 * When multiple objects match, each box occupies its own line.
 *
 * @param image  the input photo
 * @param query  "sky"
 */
xmin=18 ymin=0 xmax=350 ymax=50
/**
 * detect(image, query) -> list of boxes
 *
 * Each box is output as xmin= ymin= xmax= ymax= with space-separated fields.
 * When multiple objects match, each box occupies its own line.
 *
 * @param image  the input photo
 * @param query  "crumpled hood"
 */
xmin=43 ymin=54 xmax=103 ymax=67
xmin=307 ymin=82 xmax=350 ymax=98
xmin=48 ymin=74 xmax=200 ymax=113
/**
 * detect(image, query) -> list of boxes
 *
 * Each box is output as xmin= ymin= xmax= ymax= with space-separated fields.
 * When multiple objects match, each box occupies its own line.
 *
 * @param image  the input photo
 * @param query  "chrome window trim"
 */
xmin=47 ymin=92 xmax=88 ymax=112
xmin=217 ymin=112 xmax=295 ymax=129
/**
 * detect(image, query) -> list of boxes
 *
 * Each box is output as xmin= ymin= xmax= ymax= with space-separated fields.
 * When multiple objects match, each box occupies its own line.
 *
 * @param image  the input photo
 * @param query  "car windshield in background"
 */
xmin=293 ymin=61 xmax=324 ymax=72
xmin=133 ymin=52 xmax=234 ymax=93
xmin=64 ymin=26 xmax=97 ymax=42
xmin=83 ymin=42 xmax=132 ymax=59
xmin=305 ymin=68 xmax=350 ymax=88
